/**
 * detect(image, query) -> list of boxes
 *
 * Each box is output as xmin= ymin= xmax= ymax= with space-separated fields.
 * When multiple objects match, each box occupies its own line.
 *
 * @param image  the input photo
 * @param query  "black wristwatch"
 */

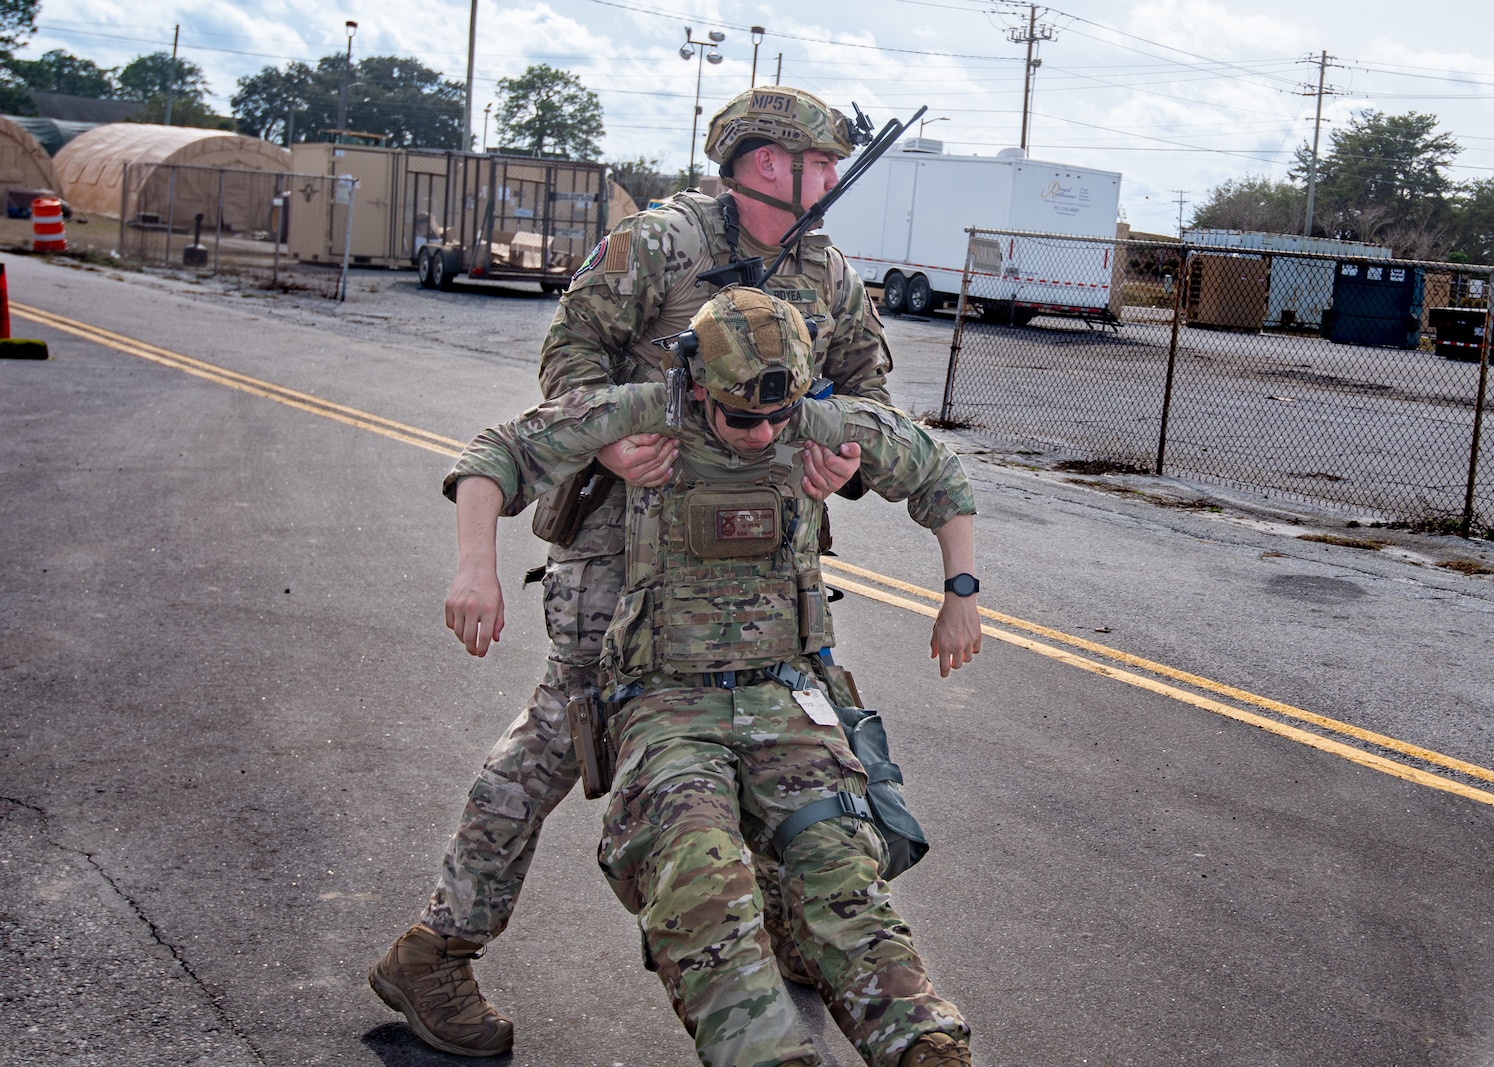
xmin=943 ymin=573 xmax=979 ymax=597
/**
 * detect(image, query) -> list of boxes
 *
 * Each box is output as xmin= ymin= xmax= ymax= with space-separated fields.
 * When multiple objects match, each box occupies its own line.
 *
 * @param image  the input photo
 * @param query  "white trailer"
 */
xmin=825 ymin=139 xmax=1122 ymax=323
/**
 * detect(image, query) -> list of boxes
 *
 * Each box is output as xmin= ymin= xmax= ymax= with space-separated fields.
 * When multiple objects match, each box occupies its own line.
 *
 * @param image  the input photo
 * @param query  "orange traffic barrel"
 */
xmin=32 ymin=197 xmax=66 ymax=253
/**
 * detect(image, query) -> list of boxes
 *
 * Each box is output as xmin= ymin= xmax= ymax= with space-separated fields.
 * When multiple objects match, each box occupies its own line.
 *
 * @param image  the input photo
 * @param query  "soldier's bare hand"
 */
xmin=930 ymin=596 xmax=982 ymax=677
xmin=445 ymin=564 xmax=505 ymax=657
xmin=598 ymin=433 xmax=679 ymax=487
xmin=802 ymin=441 xmax=862 ymax=501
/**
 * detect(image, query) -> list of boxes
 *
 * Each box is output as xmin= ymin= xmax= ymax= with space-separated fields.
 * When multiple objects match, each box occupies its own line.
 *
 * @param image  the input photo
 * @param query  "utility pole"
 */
xmin=1299 ymin=50 xmax=1343 ymax=238
xmin=163 ymin=25 xmax=179 ymax=126
xmin=1007 ymin=4 xmax=1054 ymax=152
xmin=1173 ymin=189 xmax=1188 ymax=238
xmin=464 ymin=0 xmax=479 ymax=151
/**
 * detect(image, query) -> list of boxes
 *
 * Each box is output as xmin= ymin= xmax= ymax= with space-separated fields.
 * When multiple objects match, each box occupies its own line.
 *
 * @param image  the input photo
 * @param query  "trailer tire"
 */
xmin=417 ymin=247 xmax=437 ymax=290
xmin=432 ymin=250 xmax=456 ymax=291
xmin=881 ymin=272 xmax=907 ymax=315
xmin=905 ymin=274 xmax=934 ymax=316
xmin=541 ymin=280 xmax=566 ymax=295
xmin=981 ymin=300 xmax=1035 ymax=326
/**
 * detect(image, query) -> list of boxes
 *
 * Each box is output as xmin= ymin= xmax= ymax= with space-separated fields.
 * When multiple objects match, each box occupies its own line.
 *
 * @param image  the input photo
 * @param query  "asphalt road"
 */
xmin=3 ymin=253 xmax=1493 ymax=1067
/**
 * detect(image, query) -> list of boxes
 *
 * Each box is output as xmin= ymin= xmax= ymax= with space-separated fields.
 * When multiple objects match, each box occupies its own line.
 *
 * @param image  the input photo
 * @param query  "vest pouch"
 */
xmin=683 ymin=486 xmax=783 ymax=559
xmin=602 ymin=587 xmax=655 ymax=682
xmin=796 ymin=568 xmax=827 ymax=652
xmin=660 ymin=568 xmax=800 ymax=669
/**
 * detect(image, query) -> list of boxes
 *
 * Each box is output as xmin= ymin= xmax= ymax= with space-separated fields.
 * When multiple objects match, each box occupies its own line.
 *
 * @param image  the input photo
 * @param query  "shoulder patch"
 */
xmin=604 ymin=231 xmax=633 ymax=273
xmin=573 ymin=236 xmax=608 ymax=281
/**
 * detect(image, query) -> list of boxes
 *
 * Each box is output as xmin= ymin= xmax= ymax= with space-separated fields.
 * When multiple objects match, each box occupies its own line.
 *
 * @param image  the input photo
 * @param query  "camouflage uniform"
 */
xmin=443 ymin=372 xmax=974 ymax=1066
xmin=420 ymin=191 xmax=893 ymax=942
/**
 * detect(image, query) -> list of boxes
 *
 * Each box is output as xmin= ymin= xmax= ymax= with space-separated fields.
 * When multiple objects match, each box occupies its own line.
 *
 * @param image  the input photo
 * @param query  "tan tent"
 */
xmin=606 ymin=178 xmax=638 ymax=230
xmin=56 ymin=124 xmax=291 ymax=232
xmin=0 ymin=115 xmax=61 ymax=206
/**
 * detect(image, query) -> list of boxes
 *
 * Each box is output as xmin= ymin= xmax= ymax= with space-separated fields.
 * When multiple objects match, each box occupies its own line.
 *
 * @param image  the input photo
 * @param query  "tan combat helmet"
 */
xmin=691 ymin=286 xmax=814 ymax=411
xmin=704 ymin=86 xmax=862 ymax=216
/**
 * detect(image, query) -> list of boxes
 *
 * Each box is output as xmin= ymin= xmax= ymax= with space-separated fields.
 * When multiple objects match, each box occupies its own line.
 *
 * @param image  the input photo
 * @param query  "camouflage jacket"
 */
xmin=446 ymin=387 xmax=973 ymax=679
xmin=538 ymin=191 xmax=892 ymax=405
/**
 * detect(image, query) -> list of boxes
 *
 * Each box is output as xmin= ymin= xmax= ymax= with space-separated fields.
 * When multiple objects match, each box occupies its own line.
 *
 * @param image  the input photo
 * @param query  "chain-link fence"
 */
xmin=115 ymin=162 xmax=343 ymax=295
xmin=940 ymin=229 xmax=1494 ymax=535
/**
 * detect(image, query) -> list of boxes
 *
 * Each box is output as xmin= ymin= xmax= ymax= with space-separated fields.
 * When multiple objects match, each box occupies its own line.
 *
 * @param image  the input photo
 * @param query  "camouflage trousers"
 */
xmin=599 ymin=678 xmax=968 ymax=1067
xmin=420 ymin=489 xmax=628 ymax=941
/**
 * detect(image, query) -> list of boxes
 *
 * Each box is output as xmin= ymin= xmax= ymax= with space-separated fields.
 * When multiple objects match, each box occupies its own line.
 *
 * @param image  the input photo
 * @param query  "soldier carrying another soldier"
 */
xmin=428 ymin=286 xmax=981 ymax=1067
xmin=372 ymin=85 xmax=904 ymax=1058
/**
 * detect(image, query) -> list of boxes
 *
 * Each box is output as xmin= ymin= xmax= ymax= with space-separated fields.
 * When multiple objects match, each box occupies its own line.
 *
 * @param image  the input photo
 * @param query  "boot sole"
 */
xmin=368 ymin=967 xmax=514 ymax=1058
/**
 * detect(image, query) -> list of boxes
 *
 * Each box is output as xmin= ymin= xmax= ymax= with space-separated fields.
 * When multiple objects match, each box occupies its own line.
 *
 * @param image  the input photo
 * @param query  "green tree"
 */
xmin=342 ymin=55 xmax=463 ymax=149
xmin=1190 ymin=174 xmax=1305 ymax=234
xmin=0 ymin=0 xmax=41 ymax=113
xmin=1447 ymin=179 xmax=1494 ymax=265
xmin=231 ymin=61 xmax=318 ymax=143
xmin=1292 ymin=110 xmax=1459 ymax=248
xmin=7 ymin=47 xmax=114 ymax=96
xmin=608 ymin=154 xmax=686 ymax=206
xmin=117 ymin=50 xmax=226 ymax=127
xmin=494 ymin=64 xmax=603 ymax=159
xmin=232 ymin=54 xmax=463 ymax=148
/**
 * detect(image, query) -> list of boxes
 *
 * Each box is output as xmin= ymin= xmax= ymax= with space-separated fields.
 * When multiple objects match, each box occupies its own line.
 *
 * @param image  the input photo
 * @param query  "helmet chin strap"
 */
xmin=721 ymin=151 xmax=808 ymax=218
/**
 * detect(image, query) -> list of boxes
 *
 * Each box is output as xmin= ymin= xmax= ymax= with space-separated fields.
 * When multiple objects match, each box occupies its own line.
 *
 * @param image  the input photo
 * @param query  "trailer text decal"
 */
xmin=1039 ymin=180 xmax=1090 ymax=218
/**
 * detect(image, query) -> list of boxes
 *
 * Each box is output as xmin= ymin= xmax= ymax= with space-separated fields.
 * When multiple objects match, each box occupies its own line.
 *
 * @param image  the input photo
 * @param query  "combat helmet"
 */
xmin=690 ymin=286 xmax=814 ymax=411
xmin=704 ymin=86 xmax=871 ymax=216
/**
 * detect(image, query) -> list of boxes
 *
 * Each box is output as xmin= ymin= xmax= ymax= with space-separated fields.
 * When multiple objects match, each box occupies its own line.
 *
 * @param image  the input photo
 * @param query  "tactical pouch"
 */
xmin=566 ymin=690 xmax=614 ymax=799
xmin=683 ymin=486 xmax=782 ymax=559
xmin=771 ymin=704 xmax=929 ymax=880
xmin=796 ymin=568 xmax=826 ymax=650
xmin=532 ymin=461 xmax=616 ymax=547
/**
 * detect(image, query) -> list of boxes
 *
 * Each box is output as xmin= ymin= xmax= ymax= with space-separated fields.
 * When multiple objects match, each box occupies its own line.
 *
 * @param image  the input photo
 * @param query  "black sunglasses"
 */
xmin=713 ymin=397 xmax=803 ymax=430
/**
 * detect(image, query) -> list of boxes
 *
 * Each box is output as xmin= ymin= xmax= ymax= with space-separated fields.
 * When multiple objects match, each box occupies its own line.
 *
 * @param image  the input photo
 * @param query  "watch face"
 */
xmin=947 ymin=573 xmax=978 ymax=597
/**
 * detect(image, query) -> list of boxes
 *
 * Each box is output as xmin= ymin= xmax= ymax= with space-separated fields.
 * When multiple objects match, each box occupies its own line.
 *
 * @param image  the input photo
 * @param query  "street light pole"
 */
xmin=750 ymin=26 xmax=764 ymax=87
xmin=482 ymin=103 xmax=491 ymax=153
xmin=336 ymin=20 xmax=358 ymax=137
xmin=680 ymin=26 xmax=725 ymax=188
xmin=464 ymin=0 xmax=479 ymax=151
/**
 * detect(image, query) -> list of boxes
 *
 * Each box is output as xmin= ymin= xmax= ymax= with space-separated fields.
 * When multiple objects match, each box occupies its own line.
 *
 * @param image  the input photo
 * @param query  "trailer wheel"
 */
xmin=432 ymin=250 xmax=456 ymax=291
xmin=981 ymin=300 xmax=1035 ymax=326
xmin=417 ymin=247 xmax=437 ymax=290
xmin=905 ymin=274 xmax=934 ymax=316
xmin=541 ymin=281 xmax=566 ymax=295
xmin=882 ymin=272 xmax=908 ymax=315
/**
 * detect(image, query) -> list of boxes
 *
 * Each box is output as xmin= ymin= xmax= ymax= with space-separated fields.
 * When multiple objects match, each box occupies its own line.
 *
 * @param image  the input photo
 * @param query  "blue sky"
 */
xmin=27 ymin=0 xmax=1494 ymax=235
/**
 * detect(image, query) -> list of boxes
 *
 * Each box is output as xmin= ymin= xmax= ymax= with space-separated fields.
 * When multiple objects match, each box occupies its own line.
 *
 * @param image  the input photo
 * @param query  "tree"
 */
xmin=231 ymin=54 xmax=463 ymax=148
xmin=6 ymin=47 xmax=114 ymax=96
xmin=117 ymin=51 xmax=225 ymax=127
xmin=231 ymin=61 xmax=318 ymax=144
xmin=1447 ymin=180 xmax=1494 ymax=264
xmin=494 ymin=65 xmax=603 ymax=160
xmin=0 ymin=0 xmax=40 ymax=113
xmin=342 ymin=55 xmax=463 ymax=149
xmin=1291 ymin=110 xmax=1459 ymax=246
xmin=1190 ymin=174 xmax=1304 ymax=234
xmin=608 ymin=155 xmax=687 ymax=206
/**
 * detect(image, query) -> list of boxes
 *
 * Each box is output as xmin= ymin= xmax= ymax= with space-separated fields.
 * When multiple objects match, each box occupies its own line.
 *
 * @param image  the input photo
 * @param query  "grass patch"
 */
xmin=1298 ymin=534 xmax=1386 ymax=550
xmin=1437 ymin=559 xmax=1494 ymax=576
xmin=1054 ymin=459 xmax=1150 ymax=476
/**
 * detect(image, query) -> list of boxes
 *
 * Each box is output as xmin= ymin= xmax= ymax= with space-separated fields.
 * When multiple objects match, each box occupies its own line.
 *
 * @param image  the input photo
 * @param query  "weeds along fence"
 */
xmin=115 ymin=163 xmax=343 ymax=294
xmin=941 ymin=229 xmax=1494 ymax=536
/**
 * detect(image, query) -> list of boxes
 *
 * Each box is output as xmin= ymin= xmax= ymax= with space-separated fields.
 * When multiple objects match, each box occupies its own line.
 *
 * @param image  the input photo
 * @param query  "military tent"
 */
xmin=56 ymin=124 xmax=292 ymax=232
xmin=0 ymin=115 xmax=62 ymax=209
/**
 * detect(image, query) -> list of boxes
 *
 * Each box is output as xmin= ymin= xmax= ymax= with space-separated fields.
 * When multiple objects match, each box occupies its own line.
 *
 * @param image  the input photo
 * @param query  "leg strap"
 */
xmin=771 ymin=791 xmax=872 ymax=856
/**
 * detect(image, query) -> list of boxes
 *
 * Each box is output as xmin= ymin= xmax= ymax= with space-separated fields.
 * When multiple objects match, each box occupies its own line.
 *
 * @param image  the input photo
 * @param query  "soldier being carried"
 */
xmin=433 ymin=287 xmax=982 ymax=1067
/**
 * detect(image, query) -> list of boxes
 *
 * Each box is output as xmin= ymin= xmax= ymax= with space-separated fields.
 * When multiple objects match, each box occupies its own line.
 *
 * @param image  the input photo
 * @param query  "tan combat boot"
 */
xmin=899 ymin=1031 xmax=973 ymax=1067
xmin=368 ymin=923 xmax=514 ymax=1057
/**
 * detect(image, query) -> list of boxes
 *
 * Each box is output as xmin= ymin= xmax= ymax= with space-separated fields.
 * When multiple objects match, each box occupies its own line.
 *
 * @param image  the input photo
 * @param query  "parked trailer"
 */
xmin=288 ymin=144 xmax=611 ymax=291
xmin=824 ymin=139 xmax=1123 ymax=323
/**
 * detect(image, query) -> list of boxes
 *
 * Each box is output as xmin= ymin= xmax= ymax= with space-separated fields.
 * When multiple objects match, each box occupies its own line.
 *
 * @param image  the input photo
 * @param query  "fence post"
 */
xmin=164 ymin=166 xmax=177 ymax=267
xmin=1154 ymin=248 xmax=1189 ymax=475
xmin=940 ymin=234 xmax=979 ymax=422
xmin=117 ymin=161 xmax=129 ymax=258
xmin=214 ymin=169 xmax=225 ymax=275
xmin=1461 ymin=269 xmax=1493 ymax=537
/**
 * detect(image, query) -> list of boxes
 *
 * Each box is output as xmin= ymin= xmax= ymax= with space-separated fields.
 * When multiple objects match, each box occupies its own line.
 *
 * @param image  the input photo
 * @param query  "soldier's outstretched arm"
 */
xmin=446 ymin=476 xmax=507 ymax=659
xmin=930 ymin=514 xmax=981 ymax=677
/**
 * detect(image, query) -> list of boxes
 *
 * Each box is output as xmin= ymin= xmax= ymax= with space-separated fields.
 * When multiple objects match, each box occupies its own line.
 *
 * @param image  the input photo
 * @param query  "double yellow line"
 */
xmin=20 ymin=300 xmax=1494 ymax=809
